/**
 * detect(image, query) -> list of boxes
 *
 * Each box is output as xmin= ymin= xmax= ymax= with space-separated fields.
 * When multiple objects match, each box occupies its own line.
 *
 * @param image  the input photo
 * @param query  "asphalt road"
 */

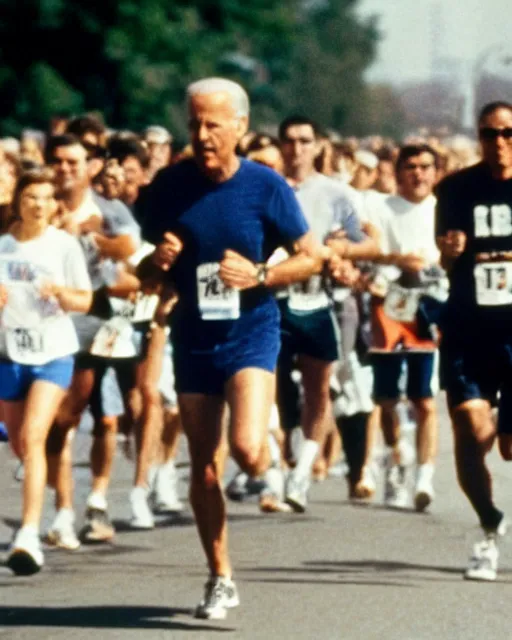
xmin=1 ymin=396 xmax=512 ymax=640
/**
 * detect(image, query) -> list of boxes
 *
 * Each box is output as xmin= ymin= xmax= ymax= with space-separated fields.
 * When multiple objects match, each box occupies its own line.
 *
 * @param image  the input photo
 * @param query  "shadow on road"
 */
xmin=0 ymin=605 xmax=235 ymax=632
xmin=241 ymin=557 xmax=506 ymax=586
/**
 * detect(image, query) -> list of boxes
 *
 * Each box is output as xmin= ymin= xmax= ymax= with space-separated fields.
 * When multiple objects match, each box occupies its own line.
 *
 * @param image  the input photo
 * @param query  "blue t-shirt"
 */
xmin=140 ymin=158 xmax=309 ymax=343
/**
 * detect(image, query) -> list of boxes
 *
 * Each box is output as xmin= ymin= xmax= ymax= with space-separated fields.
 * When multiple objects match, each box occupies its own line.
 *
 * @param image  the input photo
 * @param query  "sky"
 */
xmin=356 ymin=0 xmax=512 ymax=84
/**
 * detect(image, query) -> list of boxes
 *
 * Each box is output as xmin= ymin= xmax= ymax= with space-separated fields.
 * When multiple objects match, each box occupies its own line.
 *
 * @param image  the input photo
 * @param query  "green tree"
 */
xmin=0 ymin=0 xmax=383 ymax=137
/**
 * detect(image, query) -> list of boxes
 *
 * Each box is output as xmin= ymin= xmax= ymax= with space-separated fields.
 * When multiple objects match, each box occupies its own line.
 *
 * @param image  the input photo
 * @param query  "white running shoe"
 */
xmin=152 ymin=463 xmax=183 ymax=513
xmin=130 ymin=486 xmax=155 ymax=529
xmin=195 ymin=576 xmax=240 ymax=620
xmin=414 ymin=464 xmax=435 ymax=513
xmin=7 ymin=527 xmax=44 ymax=576
xmin=225 ymin=471 xmax=249 ymax=501
xmin=45 ymin=509 xmax=81 ymax=550
xmin=285 ymin=471 xmax=310 ymax=513
xmin=384 ymin=464 xmax=409 ymax=509
xmin=464 ymin=537 xmax=498 ymax=582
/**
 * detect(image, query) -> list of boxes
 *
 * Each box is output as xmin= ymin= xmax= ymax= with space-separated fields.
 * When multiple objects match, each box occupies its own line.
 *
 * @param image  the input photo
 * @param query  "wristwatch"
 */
xmin=256 ymin=263 xmax=268 ymax=286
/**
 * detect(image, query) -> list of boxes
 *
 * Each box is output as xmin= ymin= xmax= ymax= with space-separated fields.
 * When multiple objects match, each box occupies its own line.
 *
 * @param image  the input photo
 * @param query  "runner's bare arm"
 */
xmin=326 ymin=234 xmax=378 ymax=261
xmin=92 ymin=233 xmax=138 ymax=261
xmin=39 ymin=284 xmax=92 ymax=313
xmin=219 ymin=230 xmax=326 ymax=290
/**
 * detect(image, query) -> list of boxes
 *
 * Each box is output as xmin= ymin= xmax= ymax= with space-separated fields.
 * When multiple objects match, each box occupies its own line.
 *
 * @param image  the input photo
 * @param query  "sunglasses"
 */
xmin=479 ymin=127 xmax=512 ymax=140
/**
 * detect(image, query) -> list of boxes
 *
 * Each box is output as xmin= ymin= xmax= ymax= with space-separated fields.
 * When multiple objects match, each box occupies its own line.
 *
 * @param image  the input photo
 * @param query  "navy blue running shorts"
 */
xmin=372 ymin=351 xmax=436 ymax=401
xmin=440 ymin=332 xmax=512 ymax=434
xmin=173 ymin=307 xmax=281 ymax=396
xmin=280 ymin=304 xmax=340 ymax=363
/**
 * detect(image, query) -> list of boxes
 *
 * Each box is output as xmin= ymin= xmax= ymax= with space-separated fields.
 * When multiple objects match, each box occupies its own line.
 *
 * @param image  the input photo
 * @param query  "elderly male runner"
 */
xmin=141 ymin=78 xmax=326 ymax=619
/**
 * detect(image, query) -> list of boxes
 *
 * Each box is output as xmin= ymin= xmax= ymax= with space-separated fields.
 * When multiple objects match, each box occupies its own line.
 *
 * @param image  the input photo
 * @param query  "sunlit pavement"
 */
xmin=1 ymin=396 xmax=512 ymax=640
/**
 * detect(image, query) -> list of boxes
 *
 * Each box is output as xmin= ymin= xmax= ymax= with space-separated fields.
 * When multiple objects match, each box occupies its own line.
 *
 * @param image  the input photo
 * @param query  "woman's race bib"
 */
xmin=196 ymin=263 xmax=240 ymax=321
xmin=474 ymin=262 xmax=512 ymax=306
xmin=5 ymin=316 xmax=79 ymax=365
xmin=90 ymin=317 xmax=137 ymax=358
xmin=109 ymin=294 xmax=159 ymax=324
xmin=383 ymin=284 xmax=421 ymax=323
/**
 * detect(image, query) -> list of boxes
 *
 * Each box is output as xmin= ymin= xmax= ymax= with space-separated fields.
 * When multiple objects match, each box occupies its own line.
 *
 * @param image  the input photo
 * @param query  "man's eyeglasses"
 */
xmin=479 ymin=127 xmax=512 ymax=141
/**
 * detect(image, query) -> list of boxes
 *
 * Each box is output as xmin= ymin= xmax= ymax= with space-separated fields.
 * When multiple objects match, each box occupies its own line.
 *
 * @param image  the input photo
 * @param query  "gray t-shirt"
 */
xmin=288 ymin=172 xmax=365 ymax=311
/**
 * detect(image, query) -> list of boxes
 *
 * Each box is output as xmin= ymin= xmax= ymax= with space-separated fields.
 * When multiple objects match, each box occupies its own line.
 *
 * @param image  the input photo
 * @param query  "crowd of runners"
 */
xmin=1 ymin=76 xmax=512 ymax=619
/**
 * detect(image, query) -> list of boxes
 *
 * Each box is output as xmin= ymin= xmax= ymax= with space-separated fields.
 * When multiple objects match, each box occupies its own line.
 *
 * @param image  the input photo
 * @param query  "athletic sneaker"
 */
xmin=152 ymin=462 xmax=183 ymax=513
xmin=384 ymin=463 xmax=409 ymax=509
xmin=7 ymin=527 xmax=44 ymax=576
xmin=46 ymin=509 xmax=81 ymax=550
xmin=80 ymin=508 xmax=115 ymax=543
xmin=285 ymin=472 xmax=310 ymax=513
xmin=195 ymin=576 xmax=240 ymax=620
xmin=414 ymin=463 xmax=435 ymax=513
xmin=464 ymin=537 xmax=498 ymax=582
xmin=130 ymin=486 xmax=155 ymax=529
xmin=225 ymin=471 xmax=249 ymax=501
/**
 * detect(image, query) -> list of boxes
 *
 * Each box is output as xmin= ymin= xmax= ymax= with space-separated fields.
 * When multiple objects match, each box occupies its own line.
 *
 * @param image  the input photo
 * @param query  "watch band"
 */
xmin=256 ymin=263 xmax=268 ymax=286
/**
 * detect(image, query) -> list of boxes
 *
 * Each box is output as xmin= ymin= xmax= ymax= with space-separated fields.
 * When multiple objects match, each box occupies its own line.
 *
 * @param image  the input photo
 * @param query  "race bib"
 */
xmin=5 ymin=316 xmax=79 ymax=365
xmin=197 ymin=263 xmax=240 ymax=321
xmin=288 ymin=276 xmax=329 ymax=312
xmin=288 ymin=290 xmax=330 ymax=312
xmin=474 ymin=262 xmax=512 ymax=306
xmin=109 ymin=294 xmax=158 ymax=324
xmin=90 ymin=317 xmax=137 ymax=358
xmin=131 ymin=294 xmax=159 ymax=323
xmin=383 ymin=284 xmax=421 ymax=322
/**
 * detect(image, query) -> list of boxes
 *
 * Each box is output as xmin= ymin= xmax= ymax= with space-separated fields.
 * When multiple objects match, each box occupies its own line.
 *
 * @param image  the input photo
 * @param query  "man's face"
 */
xmin=397 ymin=152 xmax=437 ymax=203
xmin=281 ymin=124 xmax=317 ymax=175
xmin=188 ymin=92 xmax=247 ymax=176
xmin=48 ymin=144 xmax=89 ymax=194
xmin=479 ymin=107 xmax=512 ymax=174
xmin=351 ymin=165 xmax=377 ymax=191
xmin=121 ymin=155 xmax=147 ymax=203
xmin=147 ymin=142 xmax=172 ymax=171
xmin=375 ymin=160 xmax=396 ymax=194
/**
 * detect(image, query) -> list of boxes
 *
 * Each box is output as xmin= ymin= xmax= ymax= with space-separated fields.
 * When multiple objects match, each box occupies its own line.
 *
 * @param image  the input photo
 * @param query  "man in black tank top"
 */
xmin=436 ymin=101 xmax=512 ymax=582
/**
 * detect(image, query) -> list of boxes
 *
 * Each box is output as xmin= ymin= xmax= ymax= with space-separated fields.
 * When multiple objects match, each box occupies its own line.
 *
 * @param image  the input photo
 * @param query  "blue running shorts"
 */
xmin=0 ymin=356 xmax=74 ymax=402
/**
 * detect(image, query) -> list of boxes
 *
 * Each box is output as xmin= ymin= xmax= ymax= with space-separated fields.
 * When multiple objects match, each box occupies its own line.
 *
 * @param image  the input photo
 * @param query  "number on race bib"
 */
xmin=12 ymin=328 xmax=43 ymax=354
xmin=474 ymin=262 xmax=512 ymax=306
xmin=197 ymin=263 xmax=240 ymax=321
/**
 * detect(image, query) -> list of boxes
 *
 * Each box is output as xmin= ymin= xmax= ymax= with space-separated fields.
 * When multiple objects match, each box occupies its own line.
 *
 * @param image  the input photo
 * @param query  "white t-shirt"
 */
xmin=379 ymin=194 xmax=439 ymax=263
xmin=0 ymin=226 xmax=91 ymax=364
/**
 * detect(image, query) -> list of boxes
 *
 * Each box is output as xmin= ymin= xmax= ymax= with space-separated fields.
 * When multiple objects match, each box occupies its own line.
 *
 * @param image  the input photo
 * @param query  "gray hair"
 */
xmin=187 ymin=77 xmax=250 ymax=118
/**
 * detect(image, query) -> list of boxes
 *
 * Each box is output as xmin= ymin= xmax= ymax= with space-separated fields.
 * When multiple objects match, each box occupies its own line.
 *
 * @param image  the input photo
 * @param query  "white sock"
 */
xmin=262 ymin=465 xmax=284 ymax=500
xmin=56 ymin=507 xmax=74 ymax=520
xmin=87 ymin=491 xmax=107 ymax=511
xmin=131 ymin=485 xmax=149 ymax=497
xmin=267 ymin=433 xmax=281 ymax=466
xmin=148 ymin=464 xmax=159 ymax=489
xmin=417 ymin=462 xmax=435 ymax=482
xmin=160 ymin=459 xmax=177 ymax=474
xmin=293 ymin=439 xmax=319 ymax=481
xmin=19 ymin=524 xmax=39 ymax=536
